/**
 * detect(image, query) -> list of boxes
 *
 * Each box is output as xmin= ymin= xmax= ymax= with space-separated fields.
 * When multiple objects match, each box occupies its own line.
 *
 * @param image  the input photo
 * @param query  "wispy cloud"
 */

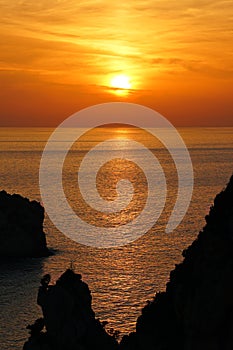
xmin=0 ymin=1 xmax=233 ymax=91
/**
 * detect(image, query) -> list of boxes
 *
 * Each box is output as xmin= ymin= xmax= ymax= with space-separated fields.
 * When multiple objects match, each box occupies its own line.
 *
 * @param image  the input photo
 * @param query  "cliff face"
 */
xmin=23 ymin=175 xmax=233 ymax=350
xmin=23 ymin=269 xmax=118 ymax=350
xmin=0 ymin=191 xmax=49 ymax=257
xmin=120 ymin=175 xmax=233 ymax=350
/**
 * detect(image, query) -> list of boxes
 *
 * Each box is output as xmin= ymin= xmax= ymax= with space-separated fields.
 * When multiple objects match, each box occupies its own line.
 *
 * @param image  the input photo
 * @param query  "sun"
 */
xmin=110 ymin=75 xmax=131 ymax=90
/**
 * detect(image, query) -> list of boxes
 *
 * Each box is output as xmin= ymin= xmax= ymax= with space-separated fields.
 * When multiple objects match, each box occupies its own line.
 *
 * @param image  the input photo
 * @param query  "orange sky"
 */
xmin=0 ymin=0 xmax=232 ymax=126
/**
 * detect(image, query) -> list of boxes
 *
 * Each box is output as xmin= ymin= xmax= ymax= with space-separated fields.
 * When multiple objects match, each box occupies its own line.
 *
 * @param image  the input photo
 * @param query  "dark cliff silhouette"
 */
xmin=23 ymin=174 xmax=233 ymax=349
xmin=120 ymin=174 xmax=233 ymax=350
xmin=23 ymin=269 xmax=118 ymax=350
xmin=0 ymin=191 xmax=49 ymax=257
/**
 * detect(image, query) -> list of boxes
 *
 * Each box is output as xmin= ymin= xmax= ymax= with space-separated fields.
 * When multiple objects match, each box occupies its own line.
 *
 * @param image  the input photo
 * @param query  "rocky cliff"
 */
xmin=0 ymin=190 xmax=49 ymax=257
xmin=120 ymin=174 xmax=233 ymax=350
xmin=23 ymin=175 xmax=233 ymax=349
xmin=23 ymin=269 xmax=118 ymax=350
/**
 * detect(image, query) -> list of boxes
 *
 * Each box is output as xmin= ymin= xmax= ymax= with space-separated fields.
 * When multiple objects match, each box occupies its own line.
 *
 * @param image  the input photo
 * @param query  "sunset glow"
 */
xmin=111 ymin=75 xmax=131 ymax=90
xmin=0 ymin=1 xmax=232 ymax=126
xmin=109 ymin=75 xmax=132 ymax=96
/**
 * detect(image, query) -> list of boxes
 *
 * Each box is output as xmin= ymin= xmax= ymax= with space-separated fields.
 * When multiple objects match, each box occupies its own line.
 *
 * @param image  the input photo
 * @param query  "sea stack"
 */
xmin=0 ymin=190 xmax=49 ymax=258
xmin=120 ymin=174 xmax=233 ymax=350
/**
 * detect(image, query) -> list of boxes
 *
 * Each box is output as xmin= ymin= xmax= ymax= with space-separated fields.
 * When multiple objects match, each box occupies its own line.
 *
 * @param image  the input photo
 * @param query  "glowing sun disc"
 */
xmin=110 ymin=75 xmax=131 ymax=90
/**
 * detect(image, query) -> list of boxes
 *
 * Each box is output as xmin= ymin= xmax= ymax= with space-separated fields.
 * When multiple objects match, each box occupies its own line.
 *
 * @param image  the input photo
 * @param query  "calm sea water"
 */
xmin=0 ymin=127 xmax=233 ymax=349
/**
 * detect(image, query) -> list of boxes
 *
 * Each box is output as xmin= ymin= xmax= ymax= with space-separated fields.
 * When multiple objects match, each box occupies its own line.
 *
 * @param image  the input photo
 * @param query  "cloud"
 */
xmin=0 ymin=0 xmax=232 ymax=88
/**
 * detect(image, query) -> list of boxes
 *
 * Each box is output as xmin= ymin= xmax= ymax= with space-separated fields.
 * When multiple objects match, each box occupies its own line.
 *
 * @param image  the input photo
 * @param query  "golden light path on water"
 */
xmin=0 ymin=127 xmax=233 ymax=349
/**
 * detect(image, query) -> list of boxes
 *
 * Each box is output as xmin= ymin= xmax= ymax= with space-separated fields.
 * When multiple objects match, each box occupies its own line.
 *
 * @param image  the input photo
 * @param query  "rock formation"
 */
xmin=23 ymin=269 xmax=118 ymax=350
xmin=23 ymin=174 xmax=233 ymax=349
xmin=0 ymin=190 xmax=49 ymax=257
xmin=120 ymin=174 xmax=233 ymax=350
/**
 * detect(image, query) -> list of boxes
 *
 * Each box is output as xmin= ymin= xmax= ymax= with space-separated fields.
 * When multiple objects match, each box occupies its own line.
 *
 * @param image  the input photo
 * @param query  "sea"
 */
xmin=0 ymin=127 xmax=232 ymax=350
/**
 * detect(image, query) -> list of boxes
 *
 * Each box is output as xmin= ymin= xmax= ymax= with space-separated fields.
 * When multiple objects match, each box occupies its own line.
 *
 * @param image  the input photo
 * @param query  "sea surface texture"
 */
xmin=0 ymin=127 xmax=232 ymax=349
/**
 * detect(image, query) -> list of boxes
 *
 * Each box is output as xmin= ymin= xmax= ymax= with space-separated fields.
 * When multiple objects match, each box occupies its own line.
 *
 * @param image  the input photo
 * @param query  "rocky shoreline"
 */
xmin=0 ymin=191 xmax=50 ymax=258
xmin=121 ymin=174 xmax=233 ymax=350
xmin=23 ymin=269 xmax=119 ymax=350
xmin=22 ymin=174 xmax=233 ymax=349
